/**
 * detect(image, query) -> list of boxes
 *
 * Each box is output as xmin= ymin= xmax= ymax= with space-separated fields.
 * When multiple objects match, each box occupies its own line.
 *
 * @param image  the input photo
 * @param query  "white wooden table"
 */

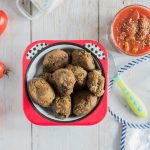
xmin=0 ymin=0 xmax=149 ymax=150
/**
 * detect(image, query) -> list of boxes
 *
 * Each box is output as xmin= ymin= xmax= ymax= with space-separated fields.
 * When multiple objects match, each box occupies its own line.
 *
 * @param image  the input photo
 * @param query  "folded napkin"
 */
xmin=125 ymin=128 xmax=150 ymax=150
xmin=109 ymin=51 xmax=150 ymax=150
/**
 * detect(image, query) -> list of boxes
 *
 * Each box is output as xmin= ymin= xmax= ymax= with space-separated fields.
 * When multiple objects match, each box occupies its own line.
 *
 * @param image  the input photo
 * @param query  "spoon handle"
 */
xmin=114 ymin=75 xmax=148 ymax=118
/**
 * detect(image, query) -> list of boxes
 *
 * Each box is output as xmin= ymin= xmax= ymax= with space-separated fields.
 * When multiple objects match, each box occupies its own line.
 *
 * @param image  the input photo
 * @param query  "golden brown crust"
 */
xmin=51 ymin=68 xmax=76 ymax=96
xmin=53 ymin=96 xmax=71 ymax=119
xmin=66 ymin=65 xmax=87 ymax=87
xmin=43 ymin=49 xmax=69 ymax=73
xmin=87 ymin=70 xmax=105 ymax=97
xmin=73 ymin=90 xmax=97 ymax=116
xmin=28 ymin=48 xmax=105 ymax=120
xmin=28 ymin=78 xmax=55 ymax=107
xmin=71 ymin=49 xmax=95 ymax=71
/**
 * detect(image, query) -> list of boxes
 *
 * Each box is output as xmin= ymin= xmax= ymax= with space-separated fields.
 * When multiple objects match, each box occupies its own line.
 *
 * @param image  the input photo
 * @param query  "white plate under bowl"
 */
xmin=26 ymin=43 xmax=103 ymax=122
xmin=109 ymin=57 xmax=150 ymax=124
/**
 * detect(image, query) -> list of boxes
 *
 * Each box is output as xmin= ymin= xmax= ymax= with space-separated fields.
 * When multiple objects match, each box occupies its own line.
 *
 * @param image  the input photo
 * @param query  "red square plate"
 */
xmin=22 ymin=40 xmax=108 ymax=126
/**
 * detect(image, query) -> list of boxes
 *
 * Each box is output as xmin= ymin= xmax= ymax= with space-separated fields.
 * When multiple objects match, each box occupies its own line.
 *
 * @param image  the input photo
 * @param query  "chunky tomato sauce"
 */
xmin=112 ymin=5 xmax=150 ymax=56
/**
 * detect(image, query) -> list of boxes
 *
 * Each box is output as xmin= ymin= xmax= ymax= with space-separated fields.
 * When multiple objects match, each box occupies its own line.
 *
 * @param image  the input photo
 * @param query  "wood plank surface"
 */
xmin=0 ymin=0 xmax=149 ymax=150
xmin=0 ymin=0 xmax=31 ymax=150
xmin=98 ymin=0 xmax=150 ymax=150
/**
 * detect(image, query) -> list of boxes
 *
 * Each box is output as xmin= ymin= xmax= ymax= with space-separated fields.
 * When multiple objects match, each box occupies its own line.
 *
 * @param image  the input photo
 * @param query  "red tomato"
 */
xmin=0 ymin=62 xmax=6 ymax=78
xmin=0 ymin=10 xmax=8 ymax=36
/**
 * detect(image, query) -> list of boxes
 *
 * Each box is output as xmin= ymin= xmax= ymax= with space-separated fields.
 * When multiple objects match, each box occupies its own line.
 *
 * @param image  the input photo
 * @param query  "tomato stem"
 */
xmin=4 ymin=69 xmax=10 ymax=77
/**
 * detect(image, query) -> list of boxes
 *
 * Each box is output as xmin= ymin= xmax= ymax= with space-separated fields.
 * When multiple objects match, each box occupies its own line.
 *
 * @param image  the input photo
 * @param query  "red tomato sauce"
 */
xmin=112 ymin=5 xmax=150 ymax=56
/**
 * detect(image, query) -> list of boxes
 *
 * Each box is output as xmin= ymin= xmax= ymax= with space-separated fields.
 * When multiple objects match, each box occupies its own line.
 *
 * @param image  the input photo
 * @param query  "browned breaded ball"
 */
xmin=72 ymin=49 xmax=95 ymax=71
xmin=87 ymin=70 xmax=105 ymax=97
xmin=73 ymin=90 xmax=97 ymax=116
xmin=53 ymin=96 xmax=71 ymax=119
xmin=51 ymin=68 xmax=76 ymax=96
xmin=28 ymin=78 xmax=55 ymax=107
xmin=43 ymin=49 xmax=69 ymax=73
xmin=38 ymin=73 xmax=52 ymax=83
xmin=66 ymin=65 xmax=87 ymax=87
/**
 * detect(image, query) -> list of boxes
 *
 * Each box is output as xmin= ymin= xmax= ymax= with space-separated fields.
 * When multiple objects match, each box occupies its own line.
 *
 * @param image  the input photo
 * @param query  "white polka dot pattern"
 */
xmin=84 ymin=43 xmax=105 ymax=60
xmin=26 ymin=43 xmax=48 ymax=59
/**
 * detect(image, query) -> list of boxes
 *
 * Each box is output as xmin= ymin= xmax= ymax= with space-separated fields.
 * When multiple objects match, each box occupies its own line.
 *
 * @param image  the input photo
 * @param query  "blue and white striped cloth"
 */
xmin=108 ymin=53 xmax=150 ymax=150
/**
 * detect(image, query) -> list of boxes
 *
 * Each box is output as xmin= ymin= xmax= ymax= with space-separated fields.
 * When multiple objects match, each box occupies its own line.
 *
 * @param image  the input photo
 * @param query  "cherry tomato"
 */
xmin=0 ymin=10 xmax=8 ymax=36
xmin=0 ymin=62 xmax=6 ymax=78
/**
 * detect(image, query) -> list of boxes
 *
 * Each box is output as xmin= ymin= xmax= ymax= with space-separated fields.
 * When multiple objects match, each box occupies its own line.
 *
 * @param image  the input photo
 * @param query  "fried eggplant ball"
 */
xmin=71 ymin=49 xmax=95 ymax=71
xmin=87 ymin=70 xmax=105 ymax=97
xmin=51 ymin=68 xmax=76 ymax=96
xmin=28 ymin=78 xmax=55 ymax=107
xmin=66 ymin=65 xmax=87 ymax=87
xmin=53 ymin=96 xmax=71 ymax=119
xmin=43 ymin=49 xmax=69 ymax=73
xmin=72 ymin=90 xmax=97 ymax=116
